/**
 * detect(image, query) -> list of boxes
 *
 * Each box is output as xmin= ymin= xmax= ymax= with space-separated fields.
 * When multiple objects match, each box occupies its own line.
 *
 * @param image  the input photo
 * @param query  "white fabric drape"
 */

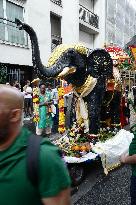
xmin=73 ymin=76 xmax=97 ymax=133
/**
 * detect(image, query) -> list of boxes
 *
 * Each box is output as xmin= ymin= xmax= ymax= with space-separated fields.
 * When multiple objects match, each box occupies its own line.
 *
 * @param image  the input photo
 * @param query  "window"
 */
xmin=0 ymin=0 xmax=5 ymax=41
xmin=0 ymin=0 xmax=27 ymax=46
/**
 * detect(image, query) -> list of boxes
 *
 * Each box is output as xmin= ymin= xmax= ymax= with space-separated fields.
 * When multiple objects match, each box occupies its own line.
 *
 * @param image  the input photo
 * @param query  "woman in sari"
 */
xmin=36 ymin=83 xmax=53 ymax=136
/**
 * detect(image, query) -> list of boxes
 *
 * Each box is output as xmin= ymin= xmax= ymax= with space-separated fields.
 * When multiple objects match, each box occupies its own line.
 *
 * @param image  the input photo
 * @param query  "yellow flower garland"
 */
xmin=58 ymin=87 xmax=66 ymax=133
xmin=33 ymin=87 xmax=40 ymax=122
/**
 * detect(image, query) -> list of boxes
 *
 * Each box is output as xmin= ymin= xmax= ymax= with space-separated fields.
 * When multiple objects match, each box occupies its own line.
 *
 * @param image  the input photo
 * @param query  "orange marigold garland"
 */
xmin=33 ymin=86 xmax=40 ymax=122
xmin=58 ymin=87 xmax=66 ymax=134
xmin=31 ymin=78 xmax=40 ymax=123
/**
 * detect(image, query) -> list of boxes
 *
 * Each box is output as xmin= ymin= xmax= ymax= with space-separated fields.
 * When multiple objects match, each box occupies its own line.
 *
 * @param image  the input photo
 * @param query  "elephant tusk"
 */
xmin=58 ymin=66 xmax=76 ymax=78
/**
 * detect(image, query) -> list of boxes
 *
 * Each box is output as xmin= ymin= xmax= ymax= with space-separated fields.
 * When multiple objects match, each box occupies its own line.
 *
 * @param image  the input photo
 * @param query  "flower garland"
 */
xmin=58 ymin=87 xmax=66 ymax=133
xmin=33 ymin=86 xmax=40 ymax=122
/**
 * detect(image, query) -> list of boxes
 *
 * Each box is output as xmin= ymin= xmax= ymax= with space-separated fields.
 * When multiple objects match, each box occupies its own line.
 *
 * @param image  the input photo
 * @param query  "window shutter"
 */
xmin=6 ymin=1 xmax=25 ymax=45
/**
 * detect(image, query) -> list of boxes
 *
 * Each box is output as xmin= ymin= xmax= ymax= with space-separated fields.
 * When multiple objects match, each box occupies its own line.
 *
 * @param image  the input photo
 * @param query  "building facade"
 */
xmin=0 ymin=0 xmax=136 ymax=86
xmin=106 ymin=0 xmax=136 ymax=47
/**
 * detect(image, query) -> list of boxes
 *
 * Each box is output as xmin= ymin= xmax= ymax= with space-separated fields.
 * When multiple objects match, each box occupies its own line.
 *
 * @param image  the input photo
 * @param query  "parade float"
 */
xmin=15 ymin=19 xmax=134 ymax=185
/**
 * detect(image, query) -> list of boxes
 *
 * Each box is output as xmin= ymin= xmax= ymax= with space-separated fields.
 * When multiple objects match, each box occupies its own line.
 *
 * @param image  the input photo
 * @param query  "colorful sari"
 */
xmin=38 ymin=91 xmax=53 ymax=129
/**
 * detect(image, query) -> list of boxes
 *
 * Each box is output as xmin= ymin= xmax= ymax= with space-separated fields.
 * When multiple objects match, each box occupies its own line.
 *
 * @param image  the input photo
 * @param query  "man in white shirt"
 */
xmin=52 ymin=87 xmax=59 ymax=133
xmin=23 ymin=80 xmax=33 ymax=118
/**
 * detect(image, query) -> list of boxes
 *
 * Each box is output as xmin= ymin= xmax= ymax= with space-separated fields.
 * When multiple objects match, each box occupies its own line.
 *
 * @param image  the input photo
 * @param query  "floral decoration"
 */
xmin=33 ymin=87 xmax=40 ymax=122
xmin=58 ymin=87 xmax=66 ymax=133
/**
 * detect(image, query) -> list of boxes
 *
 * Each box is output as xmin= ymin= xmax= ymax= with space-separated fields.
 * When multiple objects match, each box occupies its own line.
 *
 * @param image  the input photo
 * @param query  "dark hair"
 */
xmin=39 ymin=82 xmax=46 ymax=88
xmin=15 ymin=83 xmax=20 ymax=89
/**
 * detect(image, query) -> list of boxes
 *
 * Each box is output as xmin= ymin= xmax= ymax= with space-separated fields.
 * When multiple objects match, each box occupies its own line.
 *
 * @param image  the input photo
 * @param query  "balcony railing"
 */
xmin=79 ymin=4 xmax=99 ymax=29
xmin=51 ymin=34 xmax=62 ymax=51
xmin=0 ymin=17 xmax=28 ymax=46
xmin=51 ymin=0 xmax=62 ymax=7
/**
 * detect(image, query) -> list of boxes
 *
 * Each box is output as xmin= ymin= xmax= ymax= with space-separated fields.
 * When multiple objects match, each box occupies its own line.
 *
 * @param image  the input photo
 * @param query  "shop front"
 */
xmin=0 ymin=63 xmax=33 ymax=89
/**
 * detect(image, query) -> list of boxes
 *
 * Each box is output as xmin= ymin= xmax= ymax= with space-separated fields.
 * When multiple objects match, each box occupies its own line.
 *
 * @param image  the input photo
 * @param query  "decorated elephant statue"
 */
xmin=15 ymin=19 xmax=113 ymax=134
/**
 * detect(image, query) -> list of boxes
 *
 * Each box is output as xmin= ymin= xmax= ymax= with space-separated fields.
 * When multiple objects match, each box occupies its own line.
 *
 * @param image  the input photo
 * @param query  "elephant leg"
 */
xmin=85 ymin=85 xmax=106 ymax=134
xmin=100 ymin=91 xmax=113 ymax=128
xmin=110 ymin=91 xmax=121 ymax=128
xmin=100 ymin=105 xmax=109 ymax=128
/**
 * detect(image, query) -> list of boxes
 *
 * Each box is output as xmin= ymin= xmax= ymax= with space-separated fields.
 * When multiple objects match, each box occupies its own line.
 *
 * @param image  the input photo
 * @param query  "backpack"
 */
xmin=26 ymin=134 xmax=63 ymax=187
xmin=26 ymin=134 xmax=42 ymax=187
xmin=26 ymin=134 xmax=78 ymax=196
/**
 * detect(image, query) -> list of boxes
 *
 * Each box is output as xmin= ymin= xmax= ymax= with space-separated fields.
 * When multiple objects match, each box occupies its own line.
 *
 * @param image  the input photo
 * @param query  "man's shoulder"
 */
xmin=40 ymin=138 xmax=60 ymax=157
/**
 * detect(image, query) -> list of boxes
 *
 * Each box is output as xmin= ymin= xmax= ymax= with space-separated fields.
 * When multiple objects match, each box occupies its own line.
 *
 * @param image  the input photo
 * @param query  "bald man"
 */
xmin=0 ymin=85 xmax=71 ymax=205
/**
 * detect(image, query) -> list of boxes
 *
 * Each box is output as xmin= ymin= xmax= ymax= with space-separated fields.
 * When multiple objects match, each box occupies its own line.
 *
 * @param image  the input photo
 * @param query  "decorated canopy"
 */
xmin=105 ymin=45 xmax=130 ymax=64
xmin=105 ymin=44 xmax=131 ymax=70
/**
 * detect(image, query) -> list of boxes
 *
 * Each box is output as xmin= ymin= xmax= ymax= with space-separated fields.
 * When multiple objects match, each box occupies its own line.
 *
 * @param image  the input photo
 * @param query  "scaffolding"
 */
xmin=120 ymin=70 xmax=136 ymax=92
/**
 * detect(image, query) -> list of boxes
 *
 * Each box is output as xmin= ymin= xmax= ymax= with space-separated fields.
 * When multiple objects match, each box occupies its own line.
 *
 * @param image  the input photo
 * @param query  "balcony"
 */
xmin=51 ymin=34 xmax=62 ymax=51
xmin=0 ymin=17 xmax=28 ymax=47
xmin=50 ymin=0 xmax=62 ymax=7
xmin=79 ymin=4 xmax=99 ymax=33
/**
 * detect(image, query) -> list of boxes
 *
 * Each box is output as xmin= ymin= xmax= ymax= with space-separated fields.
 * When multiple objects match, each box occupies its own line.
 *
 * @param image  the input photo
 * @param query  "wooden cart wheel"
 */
xmin=68 ymin=164 xmax=85 ymax=186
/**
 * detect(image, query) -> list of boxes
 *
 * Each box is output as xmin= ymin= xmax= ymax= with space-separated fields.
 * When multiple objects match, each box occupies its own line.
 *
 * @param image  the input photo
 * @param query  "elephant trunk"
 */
xmin=15 ymin=19 xmax=86 ymax=79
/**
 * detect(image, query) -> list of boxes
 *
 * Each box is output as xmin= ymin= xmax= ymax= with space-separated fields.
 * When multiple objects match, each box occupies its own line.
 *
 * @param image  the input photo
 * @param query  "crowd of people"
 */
xmin=5 ymin=79 xmax=61 ymax=136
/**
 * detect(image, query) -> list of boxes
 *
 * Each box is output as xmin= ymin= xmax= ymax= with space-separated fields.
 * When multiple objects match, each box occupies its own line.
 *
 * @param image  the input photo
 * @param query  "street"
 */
xmin=73 ymin=164 xmax=131 ymax=205
xmin=24 ymin=121 xmax=132 ymax=205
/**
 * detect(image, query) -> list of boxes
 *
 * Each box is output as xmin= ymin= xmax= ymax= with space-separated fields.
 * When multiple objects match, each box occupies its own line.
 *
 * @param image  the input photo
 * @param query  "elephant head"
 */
xmin=15 ymin=19 xmax=87 ymax=87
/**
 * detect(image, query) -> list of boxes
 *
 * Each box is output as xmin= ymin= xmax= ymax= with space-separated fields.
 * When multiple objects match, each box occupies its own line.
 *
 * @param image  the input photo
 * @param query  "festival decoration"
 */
xmin=105 ymin=44 xmax=131 ymax=70
xmin=14 ymin=20 xmax=134 ymax=179
xmin=73 ymin=75 xmax=97 ymax=132
xmin=31 ymin=78 xmax=40 ymax=122
xmin=55 ymin=122 xmax=94 ymax=157
xmin=15 ymin=18 xmax=113 ymax=134
xmin=58 ymin=87 xmax=66 ymax=133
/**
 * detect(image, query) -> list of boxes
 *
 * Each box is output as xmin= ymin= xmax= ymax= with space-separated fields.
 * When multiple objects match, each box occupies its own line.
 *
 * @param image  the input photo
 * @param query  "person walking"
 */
xmin=23 ymin=80 xmax=33 ymax=118
xmin=128 ymin=88 xmax=136 ymax=128
xmin=0 ymin=84 xmax=71 ymax=205
xmin=120 ymin=134 xmax=136 ymax=205
xmin=52 ymin=86 xmax=59 ymax=133
xmin=45 ymin=83 xmax=54 ymax=135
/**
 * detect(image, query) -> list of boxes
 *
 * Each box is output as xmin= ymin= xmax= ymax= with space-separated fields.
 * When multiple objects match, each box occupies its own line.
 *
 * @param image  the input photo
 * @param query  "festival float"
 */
xmin=15 ymin=19 xmax=134 ymax=185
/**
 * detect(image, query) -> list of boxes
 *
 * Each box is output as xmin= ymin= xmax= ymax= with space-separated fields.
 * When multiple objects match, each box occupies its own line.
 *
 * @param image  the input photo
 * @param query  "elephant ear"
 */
xmin=87 ymin=49 xmax=113 ymax=78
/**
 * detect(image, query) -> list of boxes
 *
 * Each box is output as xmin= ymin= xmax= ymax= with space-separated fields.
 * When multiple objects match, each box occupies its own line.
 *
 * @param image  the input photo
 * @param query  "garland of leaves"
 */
xmin=0 ymin=64 xmax=7 ymax=84
xmin=118 ymin=49 xmax=134 ymax=70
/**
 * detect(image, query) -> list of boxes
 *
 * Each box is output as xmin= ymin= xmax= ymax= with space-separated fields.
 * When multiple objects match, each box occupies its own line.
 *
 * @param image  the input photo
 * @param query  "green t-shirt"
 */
xmin=0 ymin=127 xmax=71 ymax=205
xmin=129 ymin=133 xmax=136 ymax=176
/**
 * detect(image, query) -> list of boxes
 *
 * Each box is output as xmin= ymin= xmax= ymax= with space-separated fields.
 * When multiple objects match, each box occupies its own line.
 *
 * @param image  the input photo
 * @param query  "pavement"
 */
xmin=74 ymin=165 xmax=131 ymax=205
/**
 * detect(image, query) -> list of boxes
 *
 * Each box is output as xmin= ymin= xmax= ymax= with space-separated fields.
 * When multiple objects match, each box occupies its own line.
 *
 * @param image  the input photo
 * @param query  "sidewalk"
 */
xmin=23 ymin=119 xmax=62 ymax=141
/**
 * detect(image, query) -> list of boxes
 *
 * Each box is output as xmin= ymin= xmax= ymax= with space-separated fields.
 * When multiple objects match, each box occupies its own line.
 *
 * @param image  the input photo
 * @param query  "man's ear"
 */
xmin=9 ymin=109 xmax=22 ymax=122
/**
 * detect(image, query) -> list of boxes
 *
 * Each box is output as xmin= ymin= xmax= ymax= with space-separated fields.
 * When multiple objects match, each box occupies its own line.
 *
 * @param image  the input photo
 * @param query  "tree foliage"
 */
xmin=0 ymin=64 xmax=7 ymax=84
